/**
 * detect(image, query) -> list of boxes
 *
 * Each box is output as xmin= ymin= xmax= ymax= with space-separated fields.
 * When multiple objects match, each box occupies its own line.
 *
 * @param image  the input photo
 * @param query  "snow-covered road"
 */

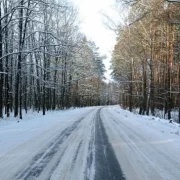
xmin=1 ymin=106 xmax=180 ymax=180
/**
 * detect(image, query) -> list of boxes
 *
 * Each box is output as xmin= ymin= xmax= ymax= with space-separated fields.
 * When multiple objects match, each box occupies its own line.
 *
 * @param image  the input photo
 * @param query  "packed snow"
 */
xmin=101 ymin=106 xmax=180 ymax=180
xmin=0 ymin=105 xmax=180 ymax=180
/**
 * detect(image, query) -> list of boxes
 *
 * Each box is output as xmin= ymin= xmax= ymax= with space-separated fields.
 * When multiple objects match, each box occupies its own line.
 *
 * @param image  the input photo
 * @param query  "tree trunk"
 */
xmin=14 ymin=0 xmax=24 ymax=119
xmin=0 ymin=3 xmax=3 ymax=118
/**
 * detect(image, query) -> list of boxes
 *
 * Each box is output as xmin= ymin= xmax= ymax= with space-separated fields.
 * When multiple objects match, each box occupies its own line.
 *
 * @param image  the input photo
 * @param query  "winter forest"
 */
xmin=111 ymin=0 xmax=180 ymax=122
xmin=0 ymin=0 xmax=119 ymax=119
xmin=0 ymin=0 xmax=180 ymax=123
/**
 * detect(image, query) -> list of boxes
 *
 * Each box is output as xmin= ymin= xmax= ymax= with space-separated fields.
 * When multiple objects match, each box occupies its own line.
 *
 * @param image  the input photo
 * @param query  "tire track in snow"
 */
xmin=49 ymin=109 xmax=97 ymax=180
xmin=94 ymin=109 xmax=126 ymax=180
xmin=107 ymin=114 xmax=164 ymax=179
xmin=84 ymin=117 xmax=95 ymax=180
xmin=70 ymin=140 xmax=83 ymax=171
xmin=107 ymin=109 xmax=180 ymax=180
xmin=15 ymin=117 xmax=85 ymax=180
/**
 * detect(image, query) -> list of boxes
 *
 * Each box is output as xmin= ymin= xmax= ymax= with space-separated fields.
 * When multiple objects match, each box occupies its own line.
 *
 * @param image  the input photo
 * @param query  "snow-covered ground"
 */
xmin=0 ymin=105 xmax=180 ymax=180
xmin=0 ymin=107 xmax=96 ymax=180
xmin=132 ymin=108 xmax=179 ymax=122
xmin=101 ymin=106 xmax=180 ymax=180
xmin=0 ymin=107 xmax=95 ymax=156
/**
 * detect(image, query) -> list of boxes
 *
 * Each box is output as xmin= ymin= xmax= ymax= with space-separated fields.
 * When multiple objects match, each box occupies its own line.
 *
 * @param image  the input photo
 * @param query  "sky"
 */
xmin=73 ymin=0 xmax=118 ymax=81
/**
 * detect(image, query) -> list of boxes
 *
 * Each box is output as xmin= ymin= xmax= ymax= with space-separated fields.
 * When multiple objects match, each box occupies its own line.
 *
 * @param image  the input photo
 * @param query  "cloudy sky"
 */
xmin=74 ymin=0 xmax=118 ymax=80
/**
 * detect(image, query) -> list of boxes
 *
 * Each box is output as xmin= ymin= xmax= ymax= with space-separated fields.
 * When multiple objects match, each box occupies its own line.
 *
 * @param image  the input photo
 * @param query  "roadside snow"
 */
xmin=0 ymin=107 xmax=95 ymax=157
xmin=114 ymin=106 xmax=180 ymax=137
xmin=102 ymin=106 xmax=180 ymax=180
xmin=0 ymin=107 xmax=97 ymax=180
